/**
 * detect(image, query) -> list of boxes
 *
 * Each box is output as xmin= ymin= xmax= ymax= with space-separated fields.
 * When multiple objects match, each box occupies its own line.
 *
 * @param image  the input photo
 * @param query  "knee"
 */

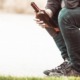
xmin=58 ymin=8 xmax=72 ymax=27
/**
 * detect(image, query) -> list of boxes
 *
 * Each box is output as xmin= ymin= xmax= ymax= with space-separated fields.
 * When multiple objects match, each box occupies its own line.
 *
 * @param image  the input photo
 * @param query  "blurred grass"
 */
xmin=0 ymin=76 xmax=80 ymax=80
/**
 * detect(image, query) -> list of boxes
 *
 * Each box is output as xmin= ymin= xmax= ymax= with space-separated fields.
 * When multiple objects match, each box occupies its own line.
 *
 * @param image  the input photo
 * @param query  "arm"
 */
xmin=44 ymin=0 xmax=62 ymax=36
xmin=46 ymin=0 xmax=62 ymax=17
xmin=32 ymin=0 xmax=61 ymax=35
xmin=31 ymin=2 xmax=59 ymax=33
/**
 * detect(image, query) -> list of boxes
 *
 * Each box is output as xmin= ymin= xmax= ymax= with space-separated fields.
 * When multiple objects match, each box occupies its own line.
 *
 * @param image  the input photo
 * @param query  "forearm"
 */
xmin=45 ymin=0 xmax=62 ymax=16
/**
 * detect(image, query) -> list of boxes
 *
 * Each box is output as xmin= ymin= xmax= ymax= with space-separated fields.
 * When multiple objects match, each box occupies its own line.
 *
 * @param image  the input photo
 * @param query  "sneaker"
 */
xmin=44 ymin=60 xmax=80 ymax=76
xmin=43 ymin=59 xmax=69 ymax=76
xmin=61 ymin=64 xmax=80 ymax=76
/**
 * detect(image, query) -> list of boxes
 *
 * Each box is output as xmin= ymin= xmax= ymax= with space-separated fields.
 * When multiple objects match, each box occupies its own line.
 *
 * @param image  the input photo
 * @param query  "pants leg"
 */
xmin=58 ymin=7 xmax=80 ymax=71
xmin=45 ymin=28 xmax=68 ymax=60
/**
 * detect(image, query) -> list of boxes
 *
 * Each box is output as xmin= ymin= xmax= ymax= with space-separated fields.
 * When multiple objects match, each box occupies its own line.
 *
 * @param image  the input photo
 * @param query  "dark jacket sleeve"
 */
xmin=46 ymin=0 xmax=62 ymax=15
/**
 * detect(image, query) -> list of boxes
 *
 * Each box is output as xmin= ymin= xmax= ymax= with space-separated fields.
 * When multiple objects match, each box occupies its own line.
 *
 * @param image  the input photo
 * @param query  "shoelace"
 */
xmin=51 ymin=60 xmax=69 ymax=73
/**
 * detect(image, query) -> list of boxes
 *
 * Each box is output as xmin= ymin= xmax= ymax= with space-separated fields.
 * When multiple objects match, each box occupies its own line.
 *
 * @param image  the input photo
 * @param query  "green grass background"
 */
xmin=0 ymin=76 xmax=80 ymax=80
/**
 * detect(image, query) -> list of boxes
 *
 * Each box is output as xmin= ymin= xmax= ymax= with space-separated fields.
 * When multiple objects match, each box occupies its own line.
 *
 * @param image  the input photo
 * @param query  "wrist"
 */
xmin=45 ymin=9 xmax=53 ymax=18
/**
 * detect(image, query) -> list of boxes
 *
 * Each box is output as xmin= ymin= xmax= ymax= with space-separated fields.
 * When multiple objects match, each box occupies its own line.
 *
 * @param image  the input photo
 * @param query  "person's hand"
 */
xmin=34 ymin=9 xmax=53 ymax=28
xmin=34 ymin=18 xmax=49 ymax=28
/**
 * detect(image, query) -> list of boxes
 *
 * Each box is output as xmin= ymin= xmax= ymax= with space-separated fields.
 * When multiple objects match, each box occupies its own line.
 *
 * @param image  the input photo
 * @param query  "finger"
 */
xmin=37 ymin=21 xmax=44 ymax=24
xmin=42 ymin=24 xmax=46 ymax=28
xmin=39 ymin=23 xmax=46 ymax=28
xmin=34 ymin=18 xmax=40 ymax=22
xmin=41 ymin=23 xmax=50 ymax=28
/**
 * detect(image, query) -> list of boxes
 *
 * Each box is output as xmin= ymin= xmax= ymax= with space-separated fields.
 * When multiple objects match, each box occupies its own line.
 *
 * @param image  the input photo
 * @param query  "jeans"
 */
xmin=58 ymin=7 xmax=80 ymax=71
xmin=45 ymin=27 xmax=68 ymax=60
